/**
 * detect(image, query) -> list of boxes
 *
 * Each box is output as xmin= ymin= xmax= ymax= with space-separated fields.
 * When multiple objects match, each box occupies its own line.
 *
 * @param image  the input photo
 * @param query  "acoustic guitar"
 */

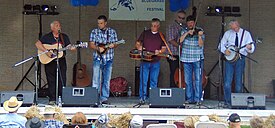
xmin=38 ymin=42 xmax=88 ymax=64
xmin=72 ymin=42 xmax=91 ymax=87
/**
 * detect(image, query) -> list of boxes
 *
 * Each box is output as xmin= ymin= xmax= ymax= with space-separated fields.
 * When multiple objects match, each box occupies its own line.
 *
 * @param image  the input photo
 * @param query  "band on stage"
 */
xmin=35 ymin=11 xmax=255 ymax=108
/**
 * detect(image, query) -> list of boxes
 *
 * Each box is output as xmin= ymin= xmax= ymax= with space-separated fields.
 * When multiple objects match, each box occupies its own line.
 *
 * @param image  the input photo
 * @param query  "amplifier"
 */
xmin=231 ymin=93 xmax=266 ymax=109
xmin=0 ymin=91 xmax=34 ymax=107
xmin=62 ymin=87 xmax=98 ymax=107
xmin=149 ymin=88 xmax=185 ymax=108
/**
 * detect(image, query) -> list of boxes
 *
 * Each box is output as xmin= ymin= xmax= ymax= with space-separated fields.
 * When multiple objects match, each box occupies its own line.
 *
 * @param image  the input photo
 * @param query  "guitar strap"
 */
xmin=239 ymin=29 xmax=245 ymax=48
xmin=59 ymin=33 xmax=66 ymax=47
xmin=159 ymin=32 xmax=174 ymax=56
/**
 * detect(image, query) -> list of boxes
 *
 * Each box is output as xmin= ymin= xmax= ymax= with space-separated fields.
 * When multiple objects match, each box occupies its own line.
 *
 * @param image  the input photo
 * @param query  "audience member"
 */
xmin=130 ymin=115 xmax=143 ymax=128
xmin=71 ymin=112 xmax=88 ymax=125
xmin=184 ymin=116 xmax=199 ymax=128
xmin=42 ymin=105 xmax=64 ymax=128
xmin=228 ymin=113 xmax=241 ymax=128
xmin=25 ymin=117 xmax=44 ymax=128
xmin=250 ymin=115 xmax=264 ymax=128
xmin=0 ymin=96 xmax=27 ymax=128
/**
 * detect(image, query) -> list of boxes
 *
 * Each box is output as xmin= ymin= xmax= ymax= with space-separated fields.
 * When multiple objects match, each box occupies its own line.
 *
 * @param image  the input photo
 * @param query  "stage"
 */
xmin=1 ymin=97 xmax=275 ymax=123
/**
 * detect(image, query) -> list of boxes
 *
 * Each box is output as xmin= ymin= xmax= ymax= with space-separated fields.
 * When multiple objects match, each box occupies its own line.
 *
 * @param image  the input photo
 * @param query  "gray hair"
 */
xmin=50 ymin=21 xmax=59 ymax=27
xmin=229 ymin=19 xmax=240 ymax=26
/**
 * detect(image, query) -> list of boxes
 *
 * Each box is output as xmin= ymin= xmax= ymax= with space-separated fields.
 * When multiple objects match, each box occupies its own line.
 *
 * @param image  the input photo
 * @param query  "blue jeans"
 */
xmin=139 ymin=61 xmax=160 ymax=101
xmin=224 ymin=57 xmax=245 ymax=105
xmin=92 ymin=59 xmax=113 ymax=102
xmin=183 ymin=60 xmax=203 ymax=102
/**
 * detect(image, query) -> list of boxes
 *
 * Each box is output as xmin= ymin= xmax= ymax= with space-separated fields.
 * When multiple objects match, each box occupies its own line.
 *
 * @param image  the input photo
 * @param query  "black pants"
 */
xmin=166 ymin=55 xmax=179 ymax=88
xmin=45 ymin=58 xmax=67 ymax=101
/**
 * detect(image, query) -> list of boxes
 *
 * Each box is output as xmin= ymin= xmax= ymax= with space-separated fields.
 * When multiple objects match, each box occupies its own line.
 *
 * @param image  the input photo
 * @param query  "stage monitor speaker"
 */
xmin=231 ymin=93 xmax=266 ymax=109
xmin=0 ymin=91 xmax=34 ymax=107
xmin=149 ymin=88 xmax=185 ymax=108
xmin=62 ymin=87 xmax=98 ymax=107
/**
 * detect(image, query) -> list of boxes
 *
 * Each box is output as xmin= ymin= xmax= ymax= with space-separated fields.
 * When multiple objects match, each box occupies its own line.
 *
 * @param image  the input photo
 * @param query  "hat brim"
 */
xmin=25 ymin=118 xmax=45 ymax=128
xmin=3 ymin=100 xmax=23 ymax=112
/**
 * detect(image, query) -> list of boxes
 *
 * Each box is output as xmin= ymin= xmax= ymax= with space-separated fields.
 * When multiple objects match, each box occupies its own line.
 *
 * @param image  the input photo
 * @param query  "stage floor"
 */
xmin=1 ymin=96 xmax=275 ymax=123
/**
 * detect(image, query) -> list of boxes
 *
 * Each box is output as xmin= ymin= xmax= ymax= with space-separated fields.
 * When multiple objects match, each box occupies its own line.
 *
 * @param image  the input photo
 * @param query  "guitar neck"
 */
xmin=240 ymin=42 xmax=253 ymax=49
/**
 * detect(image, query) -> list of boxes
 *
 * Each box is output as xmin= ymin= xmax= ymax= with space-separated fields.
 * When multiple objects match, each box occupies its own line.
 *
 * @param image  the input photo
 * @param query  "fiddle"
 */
xmin=188 ymin=27 xmax=204 ymax=36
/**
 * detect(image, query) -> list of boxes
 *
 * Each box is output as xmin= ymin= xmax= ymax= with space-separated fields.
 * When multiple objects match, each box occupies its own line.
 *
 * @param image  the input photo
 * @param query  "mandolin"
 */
xmin=97 ymin=39 xmax=125 ymax=54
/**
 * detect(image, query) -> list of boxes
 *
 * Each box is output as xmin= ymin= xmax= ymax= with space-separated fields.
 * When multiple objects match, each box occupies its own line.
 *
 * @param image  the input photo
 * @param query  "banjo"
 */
xmin=225 ymin=38 xmax=262 ymax=62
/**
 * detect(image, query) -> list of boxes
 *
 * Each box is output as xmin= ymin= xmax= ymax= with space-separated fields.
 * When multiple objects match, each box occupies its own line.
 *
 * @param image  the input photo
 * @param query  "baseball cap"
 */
xmin=228 ymin=113 xmax=241 ymax=122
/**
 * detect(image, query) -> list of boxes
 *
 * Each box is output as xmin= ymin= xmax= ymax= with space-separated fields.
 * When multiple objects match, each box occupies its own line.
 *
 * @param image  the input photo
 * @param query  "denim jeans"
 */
xmin=224 ymin=57 xmax=245 ymax=105
xmin=183 ymin=60 xmax=203 ymax=103
xmin=139 ymin=61 xmax=160 ymax=101
xmin=92 ymin=58 xmax=113 ymax=102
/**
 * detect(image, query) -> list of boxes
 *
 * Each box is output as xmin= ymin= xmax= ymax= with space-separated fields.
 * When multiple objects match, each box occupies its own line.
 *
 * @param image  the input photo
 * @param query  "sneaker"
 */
xmin=139 ymin=99 xmax=145 ymax=105
xmin=102 ymin=100 xmax=109 ymax=104
xmin=184 ymin=101 xmax=190 ymax=104
xmin=196 ymin=102 xmax=202 ymax=106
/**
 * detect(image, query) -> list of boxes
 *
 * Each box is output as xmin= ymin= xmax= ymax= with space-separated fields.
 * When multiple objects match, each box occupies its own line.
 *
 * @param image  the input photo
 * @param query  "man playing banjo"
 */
xmin=219 ymin=19 xmax=255 ymax=108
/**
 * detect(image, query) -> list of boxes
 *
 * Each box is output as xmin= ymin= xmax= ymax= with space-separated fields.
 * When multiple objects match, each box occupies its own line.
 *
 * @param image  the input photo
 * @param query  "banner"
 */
xmin=109 ymin=0 xmax=165 ymax=21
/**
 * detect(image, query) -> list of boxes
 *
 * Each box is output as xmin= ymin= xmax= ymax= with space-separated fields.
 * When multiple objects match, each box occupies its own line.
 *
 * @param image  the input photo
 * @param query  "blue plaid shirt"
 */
xmin=90 ymin=27 xmax=118 ymax=62
xmin=44 ymin=120 xmax=64 ymax=128
xmin=180 ymin=27 xmax=205 ymax=62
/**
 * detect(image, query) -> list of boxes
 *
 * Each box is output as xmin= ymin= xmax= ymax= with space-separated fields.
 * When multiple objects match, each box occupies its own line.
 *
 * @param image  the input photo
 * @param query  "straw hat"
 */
xmin=25 ymin=117 xmax=45 ymax=128
xmin=41 ymin=106 xmax=59 ymax=115
xmin=3 ymin=96 xmax=23 ymax=112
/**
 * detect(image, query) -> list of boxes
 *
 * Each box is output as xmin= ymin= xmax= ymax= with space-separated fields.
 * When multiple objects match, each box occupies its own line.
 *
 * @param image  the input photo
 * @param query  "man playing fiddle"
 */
xmin=179 ymin=15 xmax=205 ymax=105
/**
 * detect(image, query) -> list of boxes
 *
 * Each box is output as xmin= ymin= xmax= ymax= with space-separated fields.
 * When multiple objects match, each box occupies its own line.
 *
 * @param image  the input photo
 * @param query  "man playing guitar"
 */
xmin=35 ymin=21 xmax=75 ymax=104
xmin=135 ymin=18 xmax=166 ymax=104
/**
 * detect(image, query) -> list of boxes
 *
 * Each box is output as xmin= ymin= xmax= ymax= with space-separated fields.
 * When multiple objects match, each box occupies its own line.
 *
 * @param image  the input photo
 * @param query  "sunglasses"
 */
xmin=178 ymin=16 xmax=185 ymax=20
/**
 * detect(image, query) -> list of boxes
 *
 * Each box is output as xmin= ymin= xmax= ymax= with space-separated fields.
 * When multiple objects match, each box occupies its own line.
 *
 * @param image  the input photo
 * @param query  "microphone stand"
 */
xmin=55 ymin=31 xmax=61 ymax=104
xmin=13 ymin=51 xmax=49 ymax=105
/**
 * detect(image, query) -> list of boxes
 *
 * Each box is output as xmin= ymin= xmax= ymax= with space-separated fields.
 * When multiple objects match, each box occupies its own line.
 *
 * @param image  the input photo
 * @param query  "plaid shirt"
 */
xmin=166 ymin=22 xmax=183 ymax=55
xmin=90 ymin=27 xmax=118 ymax=62
xmin=180 ymin=27 xmax=205 ymax=62
xmin=44 ymin=120 xmax=64 ymax=128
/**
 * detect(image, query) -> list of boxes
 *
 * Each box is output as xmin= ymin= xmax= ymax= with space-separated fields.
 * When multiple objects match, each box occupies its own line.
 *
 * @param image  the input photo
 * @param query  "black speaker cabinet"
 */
xmin=62 ymin=87 xmax=98 ymax=107
xmin=0 ymin=91 xmax=34 ymax=107
xmin=149 ymin=88 xmax=185 ymax=108
xmin=231 ymin=93 xmax=266 ymax=109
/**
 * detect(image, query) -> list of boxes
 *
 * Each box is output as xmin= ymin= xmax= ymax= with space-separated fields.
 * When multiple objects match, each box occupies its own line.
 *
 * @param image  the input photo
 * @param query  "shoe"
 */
xmin=48 ymin=101 xmax=56 ymax=105
xmin=196 ymin=102 xmax=202 ymax=106
xmin=139 ymin=99 xmax=145 ymax=105
xmin=223 ymin=104 xmax=231 ymax=108
xmin=184 ymin=101 xmax=190 ymax=104
xmin=101 ymin=100 xmax=109 ymax=104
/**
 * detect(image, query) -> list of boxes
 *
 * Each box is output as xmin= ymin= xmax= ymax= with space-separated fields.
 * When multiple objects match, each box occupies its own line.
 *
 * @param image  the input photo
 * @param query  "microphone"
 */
xmin=144 ymin=27 xmax=147 ymax=31
xmin=58 ymin=29 xmax=61 ymax=33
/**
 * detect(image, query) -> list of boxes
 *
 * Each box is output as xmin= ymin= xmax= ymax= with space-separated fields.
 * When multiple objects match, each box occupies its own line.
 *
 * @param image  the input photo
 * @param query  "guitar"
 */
xmin=97 ymin=39 xmax=125 ymax=54
xmin=72 ymin=43 xmax=91 ymax=87
xmin=38 ymin=42 xmax=88 ymax=64
xmin=225 ymin=38 xmax=262 ymax=62
xmin=129 ymin=49 xmax=176 ymax=61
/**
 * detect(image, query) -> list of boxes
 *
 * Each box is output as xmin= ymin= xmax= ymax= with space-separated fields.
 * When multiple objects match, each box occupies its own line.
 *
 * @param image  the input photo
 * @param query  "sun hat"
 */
xmin=3 ymin=96 xmax=23 ymax=112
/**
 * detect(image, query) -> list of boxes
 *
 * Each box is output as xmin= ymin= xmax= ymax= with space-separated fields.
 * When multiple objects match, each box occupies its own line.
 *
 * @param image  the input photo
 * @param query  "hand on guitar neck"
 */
xmin=96 ymin=39 xmax=125 ymax=54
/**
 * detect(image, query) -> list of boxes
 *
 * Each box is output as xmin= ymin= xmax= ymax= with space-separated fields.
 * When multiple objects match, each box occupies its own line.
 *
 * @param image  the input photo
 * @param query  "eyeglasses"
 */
xmin=178 ymin=16 xmax=185 ymax=20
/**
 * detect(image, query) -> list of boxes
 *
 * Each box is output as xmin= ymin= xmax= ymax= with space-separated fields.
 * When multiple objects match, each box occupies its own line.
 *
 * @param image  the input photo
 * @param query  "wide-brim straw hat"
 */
xmin=40 ymin=105 xmax=59 ymax=115
xmin=3 ymin=96 xmax=23 ymax=112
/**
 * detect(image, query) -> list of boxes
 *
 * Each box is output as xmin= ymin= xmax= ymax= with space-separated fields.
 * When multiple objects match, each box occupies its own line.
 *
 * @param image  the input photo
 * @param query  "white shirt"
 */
xmin=219 ymin=28 xmax=255 ymax=56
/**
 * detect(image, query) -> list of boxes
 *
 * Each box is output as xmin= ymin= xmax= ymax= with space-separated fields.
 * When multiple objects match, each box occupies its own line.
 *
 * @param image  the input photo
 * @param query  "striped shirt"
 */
xmin=180 ymin=27 xmax=205 ymax=62
xmin=90 ymin=27 xmax=118 ymax=62
xmin=166 ymin=22 xmax=183 ymax=55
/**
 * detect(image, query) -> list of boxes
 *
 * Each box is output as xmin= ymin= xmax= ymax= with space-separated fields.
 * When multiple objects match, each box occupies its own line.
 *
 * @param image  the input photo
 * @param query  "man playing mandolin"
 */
xmin=135 ymin=18 xmax=166 ymax=104
xmin=89 ymin=15 xmax=118 ymax=104
xmin=35 ymin=21 xmax=75 ymax=104
xmin=219 ymin=19 xmax=255 ymax=108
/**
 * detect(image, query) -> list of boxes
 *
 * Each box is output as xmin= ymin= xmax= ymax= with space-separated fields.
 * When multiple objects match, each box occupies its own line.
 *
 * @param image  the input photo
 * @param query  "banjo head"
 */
xmin=225 ymin=45 xmax=239 ymax=62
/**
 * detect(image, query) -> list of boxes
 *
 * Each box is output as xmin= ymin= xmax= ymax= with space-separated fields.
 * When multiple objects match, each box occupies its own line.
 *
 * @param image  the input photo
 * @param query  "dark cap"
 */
xmin=25 ymin=117 xmax=44 ymax=128
xmin=186 ymin=15 xmax=196 ymax=22
xmin=228 ymin=113 xmax=241 ymax=123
